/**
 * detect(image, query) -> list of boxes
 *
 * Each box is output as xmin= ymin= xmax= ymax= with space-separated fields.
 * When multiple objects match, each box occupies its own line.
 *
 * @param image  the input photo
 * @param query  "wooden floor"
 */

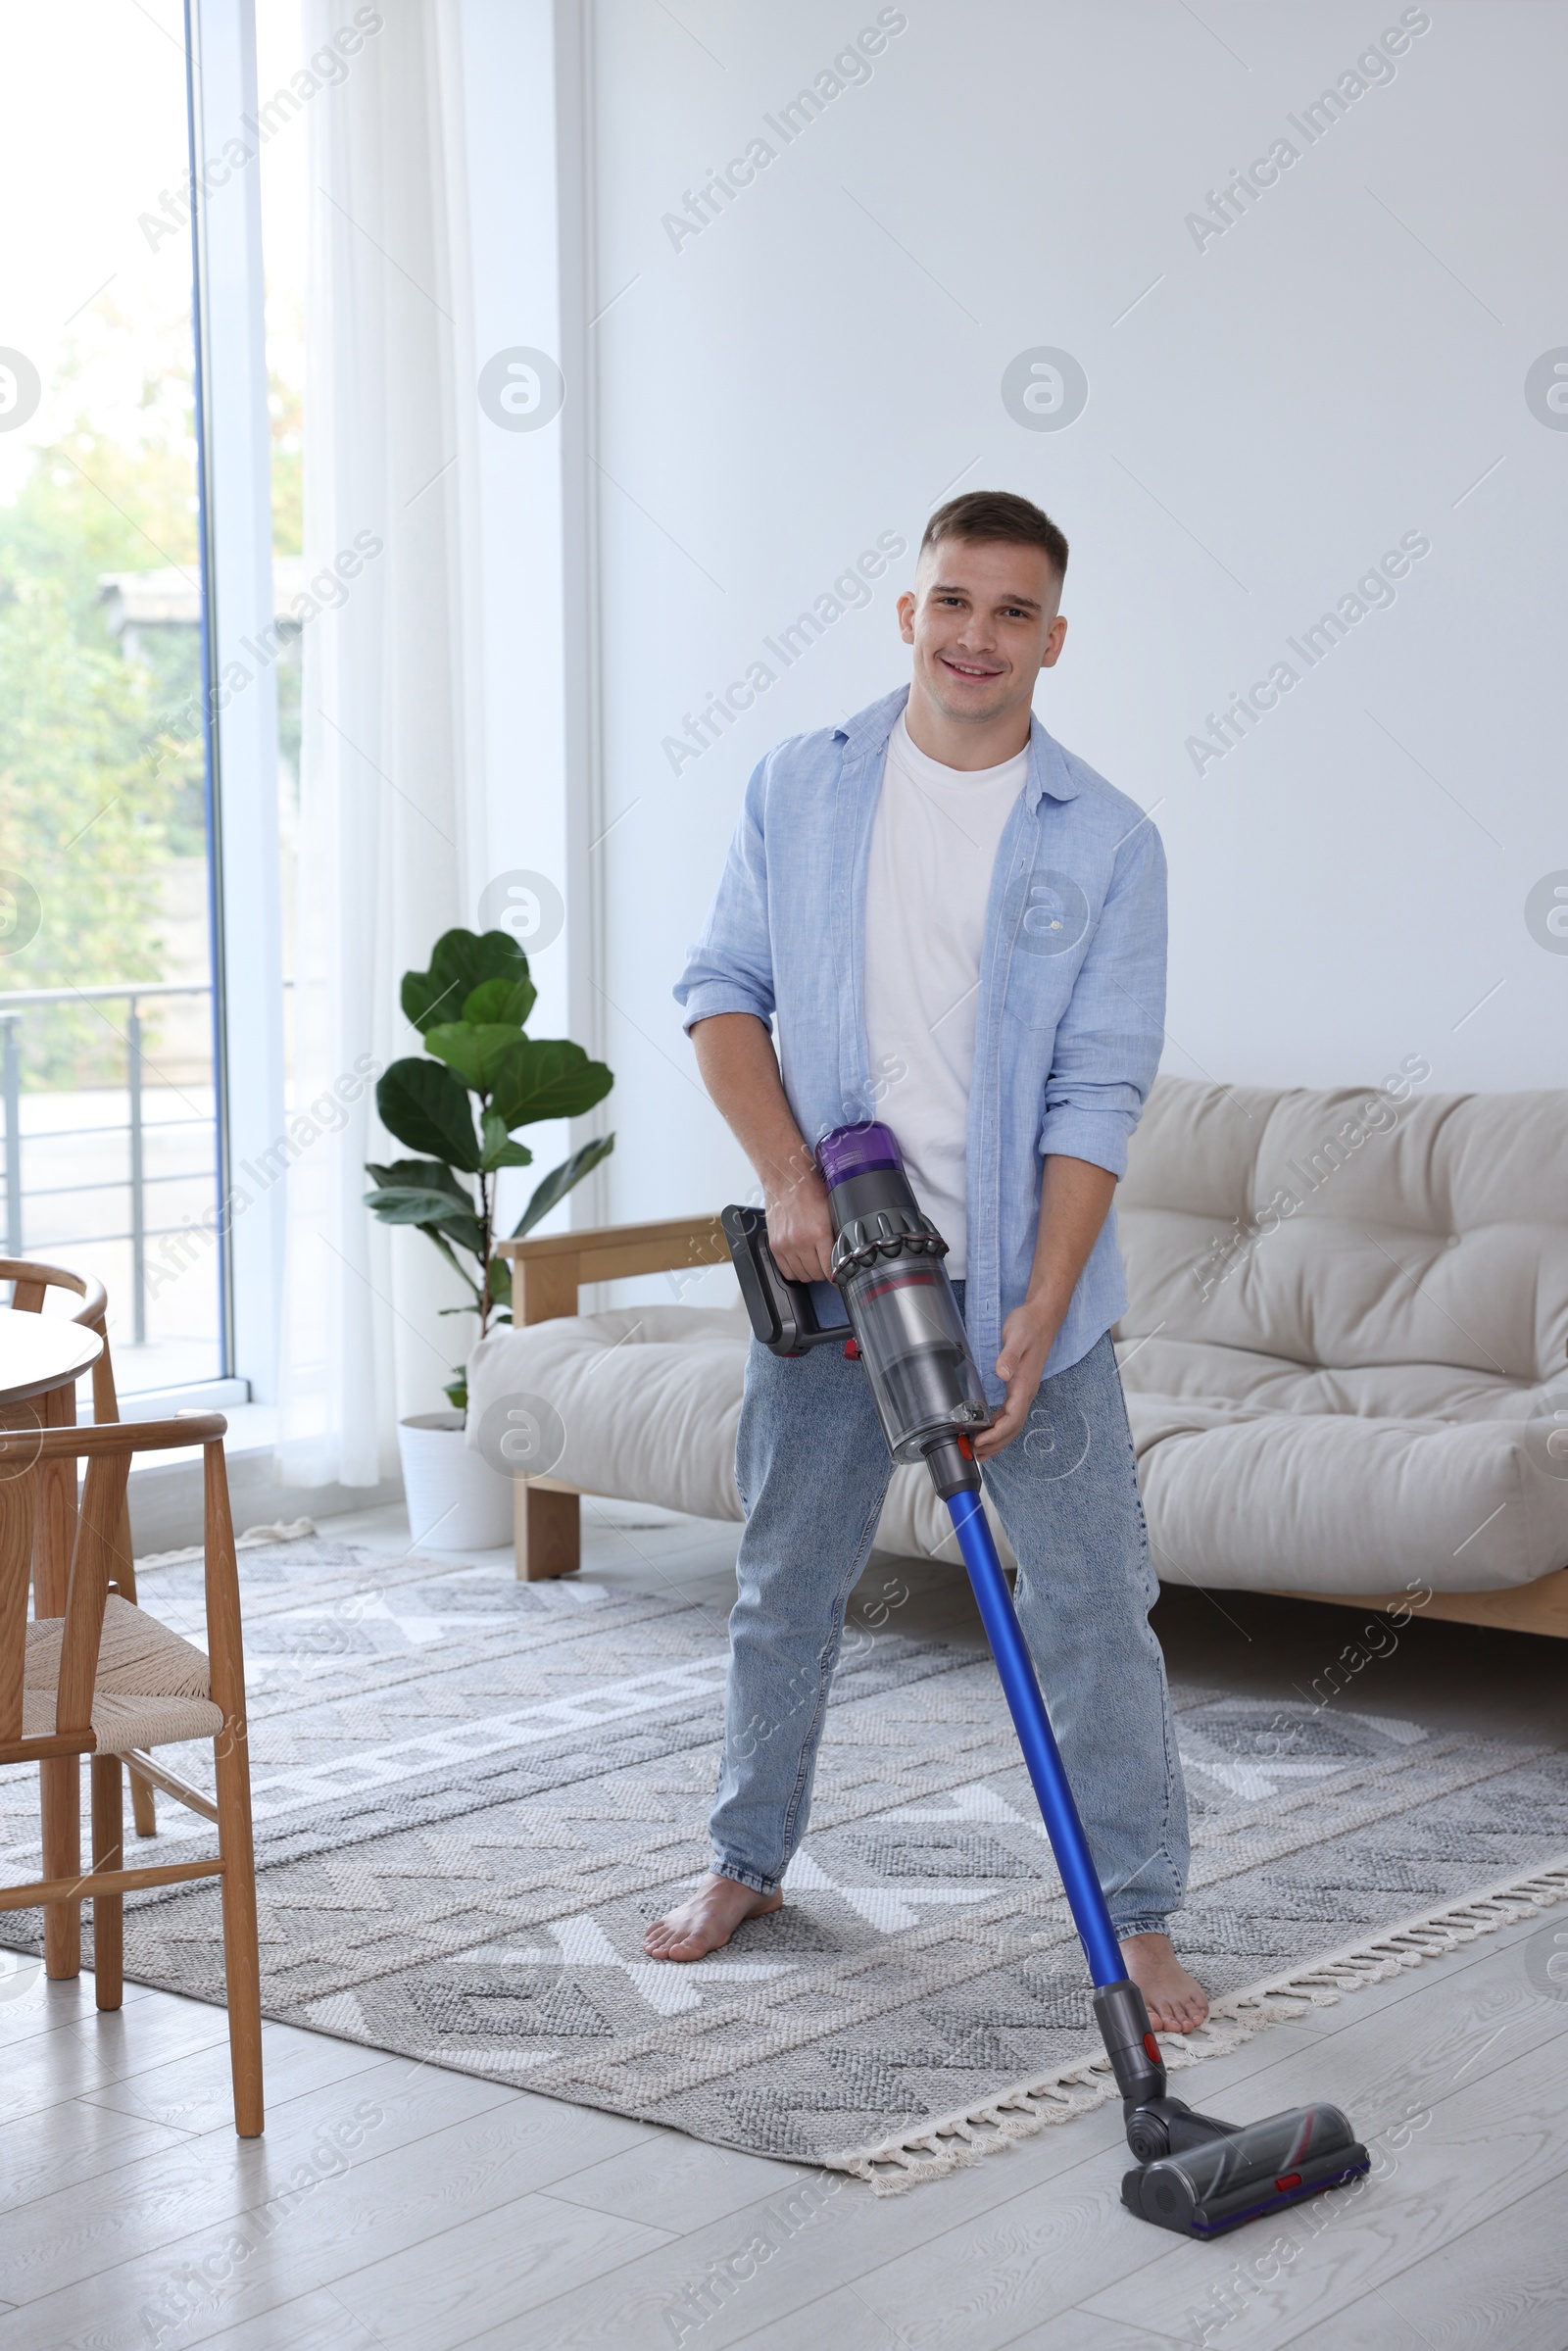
xmin=1 ymin=1498 xmax=1564 ymax=2350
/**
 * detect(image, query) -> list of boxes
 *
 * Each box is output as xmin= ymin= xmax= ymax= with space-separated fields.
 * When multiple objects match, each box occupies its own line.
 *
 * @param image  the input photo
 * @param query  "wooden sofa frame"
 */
xmin=497 ymin=1218 xmax=1568 ymax=1637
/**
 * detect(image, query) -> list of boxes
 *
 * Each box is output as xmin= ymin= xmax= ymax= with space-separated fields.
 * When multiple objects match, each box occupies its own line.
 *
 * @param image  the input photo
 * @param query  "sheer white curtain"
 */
xmin=278 ymin=0 xmax=485 ymax=1487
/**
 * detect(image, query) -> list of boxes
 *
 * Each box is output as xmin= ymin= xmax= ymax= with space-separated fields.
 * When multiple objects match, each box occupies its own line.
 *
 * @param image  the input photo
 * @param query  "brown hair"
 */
xmin=920 ymin=489 xmax=1068 ymax=584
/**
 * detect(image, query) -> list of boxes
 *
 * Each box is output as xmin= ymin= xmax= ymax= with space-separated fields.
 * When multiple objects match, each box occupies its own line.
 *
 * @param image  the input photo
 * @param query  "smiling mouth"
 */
xmin=939 ymin=655 xmax=1004 ymax=680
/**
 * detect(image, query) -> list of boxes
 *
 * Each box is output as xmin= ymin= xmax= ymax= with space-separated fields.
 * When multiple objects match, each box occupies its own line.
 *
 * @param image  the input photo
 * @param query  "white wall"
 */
xmin=489 ymin=2 xmax=1568 ymax=1266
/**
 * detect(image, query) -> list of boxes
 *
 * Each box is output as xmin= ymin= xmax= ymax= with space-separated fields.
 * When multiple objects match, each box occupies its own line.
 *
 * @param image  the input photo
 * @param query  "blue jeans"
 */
xmin=710 ymin=1306 xmax=1189 ymax=1937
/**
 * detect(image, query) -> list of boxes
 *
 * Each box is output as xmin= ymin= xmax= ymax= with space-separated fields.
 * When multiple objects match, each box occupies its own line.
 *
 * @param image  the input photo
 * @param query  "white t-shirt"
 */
xmin=862 ymin=713 xmax=1028 ymax=1277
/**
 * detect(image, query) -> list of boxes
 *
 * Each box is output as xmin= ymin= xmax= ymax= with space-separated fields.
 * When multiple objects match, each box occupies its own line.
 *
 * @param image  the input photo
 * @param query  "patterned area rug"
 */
xmin=3 ymin=1538 xmax=1568 ymax=2189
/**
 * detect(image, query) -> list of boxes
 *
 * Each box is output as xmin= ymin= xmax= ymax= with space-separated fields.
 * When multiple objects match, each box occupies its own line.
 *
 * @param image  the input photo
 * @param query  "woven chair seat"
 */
xmin=24 ymin=1594 xmax=224 ymax=1753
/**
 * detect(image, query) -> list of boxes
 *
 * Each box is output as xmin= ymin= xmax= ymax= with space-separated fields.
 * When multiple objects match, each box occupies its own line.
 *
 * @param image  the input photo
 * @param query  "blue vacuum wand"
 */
xmin=723 ymin=1120 xmax=1369 ymax=2237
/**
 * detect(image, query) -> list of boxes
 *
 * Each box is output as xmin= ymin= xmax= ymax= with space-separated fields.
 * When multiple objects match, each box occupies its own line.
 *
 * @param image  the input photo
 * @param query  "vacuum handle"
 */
xmin=722 ymin=1204 xmax=845 ymax=1357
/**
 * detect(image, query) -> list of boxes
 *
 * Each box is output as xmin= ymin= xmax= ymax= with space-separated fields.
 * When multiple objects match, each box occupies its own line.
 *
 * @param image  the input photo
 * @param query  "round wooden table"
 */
xmin=0 ymin=1310 xmax=103 ymax=1408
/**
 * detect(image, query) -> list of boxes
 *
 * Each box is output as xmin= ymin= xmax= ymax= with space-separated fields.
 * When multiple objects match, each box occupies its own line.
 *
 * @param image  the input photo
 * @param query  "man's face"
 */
xmin=898 ymin=536 xmax=1066 ymax=727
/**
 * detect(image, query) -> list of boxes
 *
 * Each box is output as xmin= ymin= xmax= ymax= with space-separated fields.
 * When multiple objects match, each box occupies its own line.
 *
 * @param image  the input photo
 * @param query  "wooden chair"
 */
xmin=2 ymin=1256 xmax=158 ymax=1838
xmin=496 ymin=1215 xmax=727 ymax=1580
xmin=0 ymin=1412 xmax=263 ymax=2136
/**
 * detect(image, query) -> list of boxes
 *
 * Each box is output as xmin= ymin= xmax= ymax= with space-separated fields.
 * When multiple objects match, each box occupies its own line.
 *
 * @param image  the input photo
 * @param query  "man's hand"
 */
xmin=765 ymin=1163 xmax=835 ymax=1285
xmin=973 ymin=1296 xmax=1059 ymax=1459
xmin=691 ymin=1013 xmax=835 ymax=1284
xmin=973 ymin=1154 xmax=1118 ymax=1459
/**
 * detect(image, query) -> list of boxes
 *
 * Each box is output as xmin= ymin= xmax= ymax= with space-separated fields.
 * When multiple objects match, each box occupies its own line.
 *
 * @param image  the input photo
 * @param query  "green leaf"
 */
xmin=363 ymin=1184 xmax=486 ymax=1257
xmin=402 ymin=929 xmax=532 ymax=1033
xmin=512 ymin=1133 xmax=615 ymax=1239
xmin=424 ymin=1022 xmax=530 ymax=1097
xmin=491 ymin=1039 xmax=614 ymax=1132
xmin=462 ymin=974 xmax=536 ymax=1029
xmin=364 ymin=1157 xmax=485 ymax=1277
xmin=487 ymin=1256 xmax=514 ymax=1310
xmin=375 ymin=1058 xmax=482 ymax=1172
xmin=366 ymin=1157 xmax=470 ymax=1204
xmin=479 ymin=1108 xmax=533 ymax=1173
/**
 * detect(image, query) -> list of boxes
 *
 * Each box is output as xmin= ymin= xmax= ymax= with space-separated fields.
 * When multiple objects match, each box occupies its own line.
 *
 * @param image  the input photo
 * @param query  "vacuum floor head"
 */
xmin=1122 ymin=2102 xmax=1370 ymax=2237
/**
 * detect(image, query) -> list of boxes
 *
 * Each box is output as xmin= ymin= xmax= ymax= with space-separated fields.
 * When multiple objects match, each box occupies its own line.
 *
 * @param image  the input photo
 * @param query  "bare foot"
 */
xmin=644 ymin=1871 xmax=783 ymax=1961
xmin=1120 ymin=1932 xmax=1209 ymax=2033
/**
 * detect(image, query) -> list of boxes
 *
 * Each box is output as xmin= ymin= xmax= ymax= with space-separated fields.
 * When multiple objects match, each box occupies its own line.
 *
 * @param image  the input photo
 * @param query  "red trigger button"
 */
xmin=1143 ymin=2033 xmax=1161 ymax=2065
xmin=843 ymin=1339 xmax=859 ymax=1360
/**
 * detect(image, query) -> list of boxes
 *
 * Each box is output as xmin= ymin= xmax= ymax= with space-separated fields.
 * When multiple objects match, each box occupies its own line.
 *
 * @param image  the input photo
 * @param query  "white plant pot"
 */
xmin=397 ymin=1411 xmax=514 ymax=1552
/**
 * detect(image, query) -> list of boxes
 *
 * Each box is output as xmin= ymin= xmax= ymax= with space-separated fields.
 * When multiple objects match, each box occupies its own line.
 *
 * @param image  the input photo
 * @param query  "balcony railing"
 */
xmin=0 ymin=981 xmax=218 ymax=1359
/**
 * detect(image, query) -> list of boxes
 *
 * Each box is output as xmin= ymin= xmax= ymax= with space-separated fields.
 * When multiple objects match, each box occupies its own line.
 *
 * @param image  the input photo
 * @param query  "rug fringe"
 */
xmin=136 ymin=1517 xmax=318 ymax=1569
xmin=826 ymin=1849 xmax=1568 ymax=2194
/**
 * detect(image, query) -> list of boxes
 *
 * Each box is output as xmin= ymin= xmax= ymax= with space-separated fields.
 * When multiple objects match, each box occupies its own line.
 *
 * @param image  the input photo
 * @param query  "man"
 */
xmin=651 ymin=490 xmax=1205 ymax=2033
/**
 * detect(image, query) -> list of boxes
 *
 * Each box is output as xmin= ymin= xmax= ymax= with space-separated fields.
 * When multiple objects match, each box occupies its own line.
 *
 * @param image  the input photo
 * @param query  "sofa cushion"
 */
xmin=467 ymin=1306 xmax=752 ymax=1525
xmin=1121 ymin=1392 xmax=1568 ymax=1592
xmin=1117 ymin=1077 xmax=1568 ymax=1401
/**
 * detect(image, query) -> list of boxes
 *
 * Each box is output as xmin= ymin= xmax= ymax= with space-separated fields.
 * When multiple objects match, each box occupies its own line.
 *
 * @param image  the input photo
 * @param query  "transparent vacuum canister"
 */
xmin=837 ymin=1253 xmax=991 ymax=1463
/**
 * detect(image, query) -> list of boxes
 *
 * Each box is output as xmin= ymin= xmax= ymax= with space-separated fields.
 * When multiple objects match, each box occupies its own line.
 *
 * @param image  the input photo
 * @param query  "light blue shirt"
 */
xmin=674 ymin=686 xmax=1167 ymax=1399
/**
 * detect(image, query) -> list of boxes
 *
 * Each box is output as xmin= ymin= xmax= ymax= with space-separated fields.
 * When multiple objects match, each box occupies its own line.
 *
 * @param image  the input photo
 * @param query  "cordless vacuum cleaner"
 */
xmin=723 ymin=1120 xmax=1369 ymax=2237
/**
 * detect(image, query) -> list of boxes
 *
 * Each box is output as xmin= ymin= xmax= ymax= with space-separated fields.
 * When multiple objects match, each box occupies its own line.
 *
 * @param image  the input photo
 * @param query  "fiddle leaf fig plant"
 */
xmin=365 ymin=927 xmax=613 ymax=1407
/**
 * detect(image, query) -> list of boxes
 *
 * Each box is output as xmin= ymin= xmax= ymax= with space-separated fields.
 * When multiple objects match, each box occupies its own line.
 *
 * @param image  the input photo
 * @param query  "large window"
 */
xmin=0 ymin=0 xmax=220 ymax=1392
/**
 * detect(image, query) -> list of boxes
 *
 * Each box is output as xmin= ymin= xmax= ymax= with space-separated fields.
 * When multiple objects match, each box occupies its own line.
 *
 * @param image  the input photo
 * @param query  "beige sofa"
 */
xmin=468 ymin=1078 xmax=1568 ymax=1634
